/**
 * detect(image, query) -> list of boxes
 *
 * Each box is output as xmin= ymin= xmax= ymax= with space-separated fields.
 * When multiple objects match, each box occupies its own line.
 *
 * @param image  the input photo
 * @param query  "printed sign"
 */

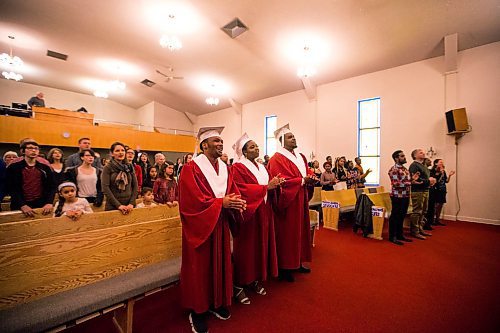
xmin=372 ymin=207 xmax=384 ymax=217
xmin=322 ymin=201 xmax=340 ymax=208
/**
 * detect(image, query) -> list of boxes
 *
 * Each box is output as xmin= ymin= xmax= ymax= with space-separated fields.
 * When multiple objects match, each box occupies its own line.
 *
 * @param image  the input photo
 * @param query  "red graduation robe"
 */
xmin=231 ymin=162 xmax=278 ymax=286
xmin=267 ymin=151 xmax=312 ymax=269
xmin=179 ymin=160 xmax=241 ymax=313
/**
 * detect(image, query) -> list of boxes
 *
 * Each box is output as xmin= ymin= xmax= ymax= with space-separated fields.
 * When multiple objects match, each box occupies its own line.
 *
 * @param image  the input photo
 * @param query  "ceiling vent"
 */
xmin=46 ymin=50 xmax=68 ymax=61
xmin=221 ymin=18 xmax=248 ymax=39
xmin=140 ymin=79 xmax=156 ymax=87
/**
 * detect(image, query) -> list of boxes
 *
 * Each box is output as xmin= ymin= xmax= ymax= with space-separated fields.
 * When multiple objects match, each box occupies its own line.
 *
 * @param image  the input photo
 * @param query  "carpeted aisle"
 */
xmin=68 ymin=221 xmax=500 ymax=333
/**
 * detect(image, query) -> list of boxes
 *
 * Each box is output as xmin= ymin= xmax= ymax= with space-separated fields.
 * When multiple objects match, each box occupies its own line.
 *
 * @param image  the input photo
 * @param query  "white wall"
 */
xmin=136 ymin=101 xmax=155 ymax=132
xmin=154 ymin=102 xmax=194 ymax=135
xmin=0 ymin=80 xmax=137 ymax=124
xmin=197 ymin=42 xmax=500 ymax=224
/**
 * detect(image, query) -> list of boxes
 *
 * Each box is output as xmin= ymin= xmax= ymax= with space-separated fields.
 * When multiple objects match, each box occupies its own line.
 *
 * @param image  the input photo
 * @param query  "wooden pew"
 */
xmin=309 ymin=209 xmax=319 ymax=247
xmin=321 ymin=189 xmax=357 ymax=231
xmin=308 ymin=187 xmax=322 ymax=207
xmin=32 ymin=106 xmax=94 ymax=126
xmin=365 ymin=192 xmax=392 ymax=240
xmin=0 ymin=205 xmax=181 ymax=333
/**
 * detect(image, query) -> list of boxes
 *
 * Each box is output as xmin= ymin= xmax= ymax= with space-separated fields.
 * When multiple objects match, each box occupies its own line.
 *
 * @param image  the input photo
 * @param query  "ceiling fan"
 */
xmin=155 ymin=68 xmax=184 ymax=82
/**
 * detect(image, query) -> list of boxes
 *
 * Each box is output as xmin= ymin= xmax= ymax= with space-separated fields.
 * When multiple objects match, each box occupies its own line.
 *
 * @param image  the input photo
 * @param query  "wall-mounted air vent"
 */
xmin=46 ymin=50 xmax=68 ymax=61
xmin=141 ymin=79 xmax=156 ymax=87
xmin=221 ymin=18 xmax=248 ymax=39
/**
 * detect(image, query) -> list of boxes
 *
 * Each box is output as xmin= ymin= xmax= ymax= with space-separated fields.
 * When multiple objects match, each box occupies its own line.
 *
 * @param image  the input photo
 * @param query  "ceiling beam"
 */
xmin=301 ymin=77 xmax=317 ymax=101
xmin=444 ymin=33 xmax=458 ymax=74
xmin=228 ymin=98 xmax=242 ymax=114
xmin=183 ymin=111 xmax=198 ymax=125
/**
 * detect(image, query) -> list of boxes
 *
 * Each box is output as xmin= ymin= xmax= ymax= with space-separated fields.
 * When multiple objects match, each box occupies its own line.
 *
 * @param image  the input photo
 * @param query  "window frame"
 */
xmin=265 ymin=115 xmax=278 ymax=157
xmin=357 ymin=97 xmax=381 ymax=186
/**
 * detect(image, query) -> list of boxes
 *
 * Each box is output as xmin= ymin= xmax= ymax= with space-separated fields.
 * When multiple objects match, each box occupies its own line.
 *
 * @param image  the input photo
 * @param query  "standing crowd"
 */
xmin=0 ymin=125 xmax=454 ymax=333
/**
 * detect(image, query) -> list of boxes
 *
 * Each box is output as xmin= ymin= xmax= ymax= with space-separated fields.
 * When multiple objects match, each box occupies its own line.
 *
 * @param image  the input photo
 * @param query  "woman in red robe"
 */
xmin=231 ymin=134 xmax=284 ymax=304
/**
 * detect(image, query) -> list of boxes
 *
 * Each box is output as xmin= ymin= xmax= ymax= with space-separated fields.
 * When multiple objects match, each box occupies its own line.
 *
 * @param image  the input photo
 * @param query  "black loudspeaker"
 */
xmin=445 ymin=108 xmax=469 ymax=134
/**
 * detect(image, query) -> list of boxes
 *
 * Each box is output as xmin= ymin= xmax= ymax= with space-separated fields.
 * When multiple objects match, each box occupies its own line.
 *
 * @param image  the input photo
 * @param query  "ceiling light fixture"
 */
xmin=159 ymin=14 xmax=182 ymax=51
xmin=110 ymin=79 xmax=126 ymax=90
xmin=1 ymin=36 xmax=24 ymax=81
xmin=2 ymin=71 xmax=23 ymax=81
xmin=93 ymin=90 xmax=109 ymax=98
xmin=205 ymin=96 xmax=219 ymax=106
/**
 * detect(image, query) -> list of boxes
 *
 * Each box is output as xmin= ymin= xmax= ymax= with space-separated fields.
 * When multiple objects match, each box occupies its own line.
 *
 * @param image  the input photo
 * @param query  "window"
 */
xmin=265 ymin=115 xmax=277 ymax=156
xmin=358 ymin=98 xmax=380 ymax=185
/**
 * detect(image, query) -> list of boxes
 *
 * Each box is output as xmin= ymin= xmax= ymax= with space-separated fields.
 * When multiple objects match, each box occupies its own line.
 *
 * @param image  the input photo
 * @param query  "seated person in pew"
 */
xmin=320 ymin=161 xmax=337 ymax=191
xmin=53 ymin=182 xmax=93 ymax=220
xmin=6 ymin=140 xmax=55 ymax=216
xmin=153 ymin=161 xmax=179 ymax=208
xmin=136 ymin=187 xmax=157 ymax=208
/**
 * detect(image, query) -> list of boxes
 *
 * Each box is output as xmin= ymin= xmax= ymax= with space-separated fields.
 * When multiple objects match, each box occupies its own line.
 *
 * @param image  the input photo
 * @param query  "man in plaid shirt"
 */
xmin=387 ymin=150 xmax=419 ymax=245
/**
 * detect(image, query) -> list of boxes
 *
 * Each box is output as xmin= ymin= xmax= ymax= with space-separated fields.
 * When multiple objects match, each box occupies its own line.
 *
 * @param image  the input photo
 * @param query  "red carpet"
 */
xmin=67 ymin=220 xmax=500 ymax=333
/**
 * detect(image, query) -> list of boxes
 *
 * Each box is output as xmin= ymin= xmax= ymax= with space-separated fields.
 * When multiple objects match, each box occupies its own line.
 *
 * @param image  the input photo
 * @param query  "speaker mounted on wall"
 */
xmin=445 ymin=108 xmax=471 ymax=135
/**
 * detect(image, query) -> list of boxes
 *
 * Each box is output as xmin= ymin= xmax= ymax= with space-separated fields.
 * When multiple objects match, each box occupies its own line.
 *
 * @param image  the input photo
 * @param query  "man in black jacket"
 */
xmin=6 ymin=140 xmax=55 ymax=216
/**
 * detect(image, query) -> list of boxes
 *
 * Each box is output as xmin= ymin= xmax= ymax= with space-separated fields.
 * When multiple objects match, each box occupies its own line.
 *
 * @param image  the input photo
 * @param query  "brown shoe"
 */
xmin=420 ymin=231 xmax=432 ymax=237
xmin=411 ymin=233 xmax=426 ymax=240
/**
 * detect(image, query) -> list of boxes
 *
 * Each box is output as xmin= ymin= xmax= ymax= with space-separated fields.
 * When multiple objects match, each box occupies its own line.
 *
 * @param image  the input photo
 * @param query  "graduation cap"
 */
xmin=274 ymin=123 xmax=291 ymax=146
xmin=197 ymin=126 xmax=225 ymax=142
xmin=232 ymin=132 xmax=251 ymax=161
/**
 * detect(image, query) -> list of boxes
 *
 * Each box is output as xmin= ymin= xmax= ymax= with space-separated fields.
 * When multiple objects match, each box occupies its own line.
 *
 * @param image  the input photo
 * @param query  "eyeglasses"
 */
xmin=25 ymin=146 xmax=39 ymax=151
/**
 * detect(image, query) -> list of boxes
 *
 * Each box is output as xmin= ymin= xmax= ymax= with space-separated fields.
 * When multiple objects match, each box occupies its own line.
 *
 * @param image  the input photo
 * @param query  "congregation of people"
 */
xmin=0 ymin=123 xmax=455 ymax=333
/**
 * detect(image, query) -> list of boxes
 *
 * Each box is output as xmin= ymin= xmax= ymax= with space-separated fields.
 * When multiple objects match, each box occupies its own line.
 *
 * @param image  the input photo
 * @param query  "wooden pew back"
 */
xmin=0 ymin=205 xmax=181 ymax=310
xmin=321 ymin=189 xmax=357 ymax=207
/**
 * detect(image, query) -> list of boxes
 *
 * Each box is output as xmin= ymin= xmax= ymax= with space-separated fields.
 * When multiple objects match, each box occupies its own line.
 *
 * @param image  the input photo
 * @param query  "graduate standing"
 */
xmin=178 ymin=127 xmax=246 ymax=333
xmin=267 ymin=124 xmax=317 ymax=282
xmin=231 ymin=133 xmax=284 ymax=304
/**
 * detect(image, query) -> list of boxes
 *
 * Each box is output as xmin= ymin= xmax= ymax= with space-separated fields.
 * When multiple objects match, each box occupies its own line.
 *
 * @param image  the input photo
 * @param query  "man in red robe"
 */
xmin=267 ymin=124 xmax=317 ymax=282
xmin=231 ymin=133 xmax=284 ymax=304
xmin=179 ymin=127 xmax=246 ymax=333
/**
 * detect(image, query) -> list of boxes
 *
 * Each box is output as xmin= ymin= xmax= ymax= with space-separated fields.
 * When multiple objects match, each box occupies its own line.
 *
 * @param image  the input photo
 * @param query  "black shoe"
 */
xmin=435 ymin=220 xmax=447 ymax=226
xmin=398 ymin=237 xmax=413 ymax=242
xmin=209 ymin=306 xmax=231 ymax=320
xmin=423 ymin=225 xmax=434 ymax=231
xmin=297 ymin=266 xmax=311 ymax=273
xmin=278 ymin=269 xmax=295 ymax=282
xmin=189 ymin=312 xmax=208 ymax=333
xmin=390 ymin=238 xmax=404 ymax=246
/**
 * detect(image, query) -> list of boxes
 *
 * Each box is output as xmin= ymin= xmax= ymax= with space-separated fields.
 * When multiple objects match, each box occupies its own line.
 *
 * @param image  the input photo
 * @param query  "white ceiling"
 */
xmin=0 ymin=0 xmax=499 ymax=115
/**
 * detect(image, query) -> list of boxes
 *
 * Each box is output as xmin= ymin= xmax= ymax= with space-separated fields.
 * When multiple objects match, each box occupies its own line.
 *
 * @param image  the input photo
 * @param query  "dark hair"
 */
xmin=141 ymin=187 xmax=153 ymax=196
xmin=110 ymin=142 xmax=126 ymax=152
xmin=78 ymin=137 xmax=90 ymax=144
xmin=326 ymin=155 xmax=332 ymax=160
xmin=20 ymin=140 xmax=39 ymax=151
xmin=411 ymin=149 xmax=419 ymax=160
xmin=54 ymin=184 xmax=77 ymax=217
xmin=323 ymin=161 xmax=332 ymax=168
xmin=199 ymin=139 xmax=207 ymax=152
xmin=392 ymin=150 xmax=403 ymax=161
xmin=47 ymin=148 xmax=64 ymax=164
xmin=183 ymin=153 xmax=193 ymax=163
xmin=433 ymin=158 xmax=442 ymax=166
xmin=166 ymin=160 xmax=174 ymax=166
xmin=79 ymin=148 xmax=95 ymax=158
xmin=242 ymin=141 xmax=251 ymax=154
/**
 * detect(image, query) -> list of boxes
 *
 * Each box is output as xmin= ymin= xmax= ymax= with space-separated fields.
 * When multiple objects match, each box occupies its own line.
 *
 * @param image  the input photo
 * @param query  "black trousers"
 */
xmin=389 ymin=196 xmax=410 ymax=239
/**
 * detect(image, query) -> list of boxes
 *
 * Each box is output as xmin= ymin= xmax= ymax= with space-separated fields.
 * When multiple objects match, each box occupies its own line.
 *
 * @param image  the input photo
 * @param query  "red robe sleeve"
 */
xmin=179 ymin=162 xmax=242 ymax=248
xmin=267 ymin=153 xmax=302 ymax=210
xmin=232 ymin=163 xmax=268 ymax=221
